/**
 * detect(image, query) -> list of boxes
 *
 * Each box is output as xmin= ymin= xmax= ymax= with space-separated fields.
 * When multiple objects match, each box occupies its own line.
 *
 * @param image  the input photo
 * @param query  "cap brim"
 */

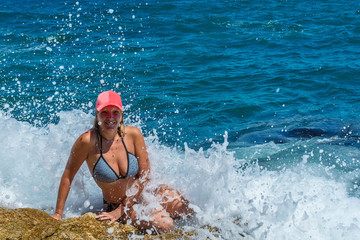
xmin=96 ymin=104 xmax=122 ymax=111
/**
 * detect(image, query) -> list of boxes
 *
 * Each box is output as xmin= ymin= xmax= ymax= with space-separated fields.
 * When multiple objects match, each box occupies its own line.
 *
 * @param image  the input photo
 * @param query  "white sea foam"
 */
xmin=1 ymin=110 xmax=360 ymax=239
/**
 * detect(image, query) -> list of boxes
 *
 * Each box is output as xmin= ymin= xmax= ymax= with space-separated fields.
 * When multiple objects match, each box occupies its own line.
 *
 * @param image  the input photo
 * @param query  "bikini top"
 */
xmin=92 ymin=133 xmax=139 ymax=183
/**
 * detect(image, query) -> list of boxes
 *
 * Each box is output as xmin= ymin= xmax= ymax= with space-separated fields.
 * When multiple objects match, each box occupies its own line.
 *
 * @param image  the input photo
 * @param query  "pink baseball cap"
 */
xmin=95 ymin=91 xmax=123 ymax=111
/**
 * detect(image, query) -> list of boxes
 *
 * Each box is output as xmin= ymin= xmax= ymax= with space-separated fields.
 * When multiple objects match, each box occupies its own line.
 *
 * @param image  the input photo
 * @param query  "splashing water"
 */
xmin=2 ymin=110 xmax=360 ymax=239
xmin=2 ymin=0 xmax=360 ymax=239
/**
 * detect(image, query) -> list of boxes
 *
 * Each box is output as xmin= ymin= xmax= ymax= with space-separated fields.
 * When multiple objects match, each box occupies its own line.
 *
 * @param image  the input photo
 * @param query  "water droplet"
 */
xmin=83 ymin=200 xmax=90 ymax=208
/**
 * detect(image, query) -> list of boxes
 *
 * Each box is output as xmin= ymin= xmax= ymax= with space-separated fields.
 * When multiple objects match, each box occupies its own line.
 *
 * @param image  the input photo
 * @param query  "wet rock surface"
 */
xmin=0 ymin=207 xmax=193 ymax=239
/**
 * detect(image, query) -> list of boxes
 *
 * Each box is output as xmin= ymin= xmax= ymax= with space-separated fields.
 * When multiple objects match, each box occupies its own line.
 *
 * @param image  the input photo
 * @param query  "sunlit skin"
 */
xmin=52 ymin=105 xmax=193 ymax=233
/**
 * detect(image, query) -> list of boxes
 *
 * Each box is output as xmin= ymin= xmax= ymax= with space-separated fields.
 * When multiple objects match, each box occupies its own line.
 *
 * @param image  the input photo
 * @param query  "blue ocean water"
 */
xmin=1 ymin=0 xmax=360 ymax=238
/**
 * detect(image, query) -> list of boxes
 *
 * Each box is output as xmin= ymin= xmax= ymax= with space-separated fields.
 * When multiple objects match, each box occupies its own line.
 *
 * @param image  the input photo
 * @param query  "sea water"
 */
xmin=1 ymin=0 xmax=360 ymax=239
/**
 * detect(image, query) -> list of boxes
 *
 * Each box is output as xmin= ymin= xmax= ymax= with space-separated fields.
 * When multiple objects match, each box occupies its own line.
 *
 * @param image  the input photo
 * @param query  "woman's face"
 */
xmin=97 ymin=106 xmax=122 ymax=131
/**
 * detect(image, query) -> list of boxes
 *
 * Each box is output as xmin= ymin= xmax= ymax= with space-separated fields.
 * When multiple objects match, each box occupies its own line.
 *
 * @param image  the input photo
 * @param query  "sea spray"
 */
xmin=2 ymin=109 xmax=360 ymax=238
xmin=146 ymin=128 xmax=360 ymax=239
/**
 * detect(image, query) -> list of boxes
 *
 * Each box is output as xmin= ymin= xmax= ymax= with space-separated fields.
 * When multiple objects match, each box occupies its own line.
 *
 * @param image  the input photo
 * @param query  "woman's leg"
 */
xmin=122 ymin=206 xmax=175 ymax=234
xmin=155 ymin=184 xmax=194 ymax=219
xmin=104 ymin=197 xmax=175 ymax=234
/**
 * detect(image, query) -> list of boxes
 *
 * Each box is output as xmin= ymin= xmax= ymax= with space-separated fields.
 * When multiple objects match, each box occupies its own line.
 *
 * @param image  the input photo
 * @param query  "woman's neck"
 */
xmin=99 ymin=129 xmax=118 ymax=141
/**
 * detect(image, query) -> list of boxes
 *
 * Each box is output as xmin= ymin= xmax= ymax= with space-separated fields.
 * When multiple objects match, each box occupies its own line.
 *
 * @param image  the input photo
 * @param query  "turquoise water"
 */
xmin=1 ymin=0 xmax=360 ymax=238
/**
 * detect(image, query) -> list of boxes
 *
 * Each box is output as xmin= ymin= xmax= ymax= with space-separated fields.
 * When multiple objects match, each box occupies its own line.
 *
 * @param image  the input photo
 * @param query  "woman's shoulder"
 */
xmin=76 ymin=128 xmax=97 ymax=145
xmin=125 ymin=126 xmax=143 ymax=138
xmin=124 ymin=126 xmax=146 ymax=150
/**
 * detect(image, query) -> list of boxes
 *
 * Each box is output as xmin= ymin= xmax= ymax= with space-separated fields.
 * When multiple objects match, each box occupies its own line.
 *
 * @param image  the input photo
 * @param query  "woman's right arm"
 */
xmin=52 ymin=131 xmax=91 ymax=220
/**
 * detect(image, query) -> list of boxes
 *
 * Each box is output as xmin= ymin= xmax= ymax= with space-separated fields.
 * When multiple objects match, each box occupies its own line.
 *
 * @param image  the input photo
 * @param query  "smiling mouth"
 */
xmin=104 ymin=121 xmax=117 ymax=127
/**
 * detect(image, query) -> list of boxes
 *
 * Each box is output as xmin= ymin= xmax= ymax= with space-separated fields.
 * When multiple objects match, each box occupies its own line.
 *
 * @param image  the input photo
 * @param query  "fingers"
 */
xmin=96 ymin=212 xmax=110 ymax=220
xmin=95 ymin=212 xmax=116 ymax=225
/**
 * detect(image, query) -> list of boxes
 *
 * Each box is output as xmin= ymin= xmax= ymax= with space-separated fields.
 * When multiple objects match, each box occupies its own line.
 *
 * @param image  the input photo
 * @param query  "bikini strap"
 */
xmin=120 ymin=136 xmax=131 ymax=177
xmin=120 ymin=136 xmax=129 ymax=154
xmin=96 ymin=129 xmax=103 ymax=154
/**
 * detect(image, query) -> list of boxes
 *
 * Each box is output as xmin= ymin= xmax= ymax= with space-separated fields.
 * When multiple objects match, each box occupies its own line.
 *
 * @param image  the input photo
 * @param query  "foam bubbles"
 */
xmin=0 ymin=110 xmax=102 ymax=214
xmin=1 ymin=111 xmax=360 ymax=238
xmin=146 ymin=130 xmax=360 ymax=238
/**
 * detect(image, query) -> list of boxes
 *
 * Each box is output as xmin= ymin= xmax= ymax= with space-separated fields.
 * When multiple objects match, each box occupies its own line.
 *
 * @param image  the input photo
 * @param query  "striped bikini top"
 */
xmin=92 ymin=133 xmax=139 ymax=183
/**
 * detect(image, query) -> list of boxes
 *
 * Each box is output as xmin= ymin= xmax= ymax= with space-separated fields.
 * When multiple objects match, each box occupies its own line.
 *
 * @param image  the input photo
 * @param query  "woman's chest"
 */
xmin=87 ymin=140 xmax=130 ymax=177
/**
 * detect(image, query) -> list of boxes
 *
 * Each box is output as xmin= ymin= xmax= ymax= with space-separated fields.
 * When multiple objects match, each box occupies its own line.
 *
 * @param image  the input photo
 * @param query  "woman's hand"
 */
xmin=51 ymin=213 xmax=62 ymax=220
xmin=95 ymin=210 xmax=123 ymax=225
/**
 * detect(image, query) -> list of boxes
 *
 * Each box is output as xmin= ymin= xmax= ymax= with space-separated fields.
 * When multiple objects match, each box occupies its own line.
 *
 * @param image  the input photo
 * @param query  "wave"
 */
xmin=1 ymin=110 xmax=360 ymax=238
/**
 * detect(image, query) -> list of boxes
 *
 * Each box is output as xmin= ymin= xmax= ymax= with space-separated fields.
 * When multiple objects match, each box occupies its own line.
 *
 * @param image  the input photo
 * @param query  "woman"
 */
xmin=52 ymin=90 xmax=193 ymax=233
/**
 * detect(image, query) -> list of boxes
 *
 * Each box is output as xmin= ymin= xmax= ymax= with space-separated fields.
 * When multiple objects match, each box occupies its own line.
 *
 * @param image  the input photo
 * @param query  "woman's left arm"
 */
xmin=123 ymin=127 xmax=150 ymax=208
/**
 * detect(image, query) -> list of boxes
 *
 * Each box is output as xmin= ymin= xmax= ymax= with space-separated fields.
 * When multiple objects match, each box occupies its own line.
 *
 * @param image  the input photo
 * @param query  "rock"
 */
xmin=0 ymin=207 xmax=60 ymax=239
xmin=0 ymin=207 xmax=189 ymax=239
xmin=51 ymin=212 xmax=141 ymax=239
xmin=0 ymin=207 xmax=247 ymax=239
